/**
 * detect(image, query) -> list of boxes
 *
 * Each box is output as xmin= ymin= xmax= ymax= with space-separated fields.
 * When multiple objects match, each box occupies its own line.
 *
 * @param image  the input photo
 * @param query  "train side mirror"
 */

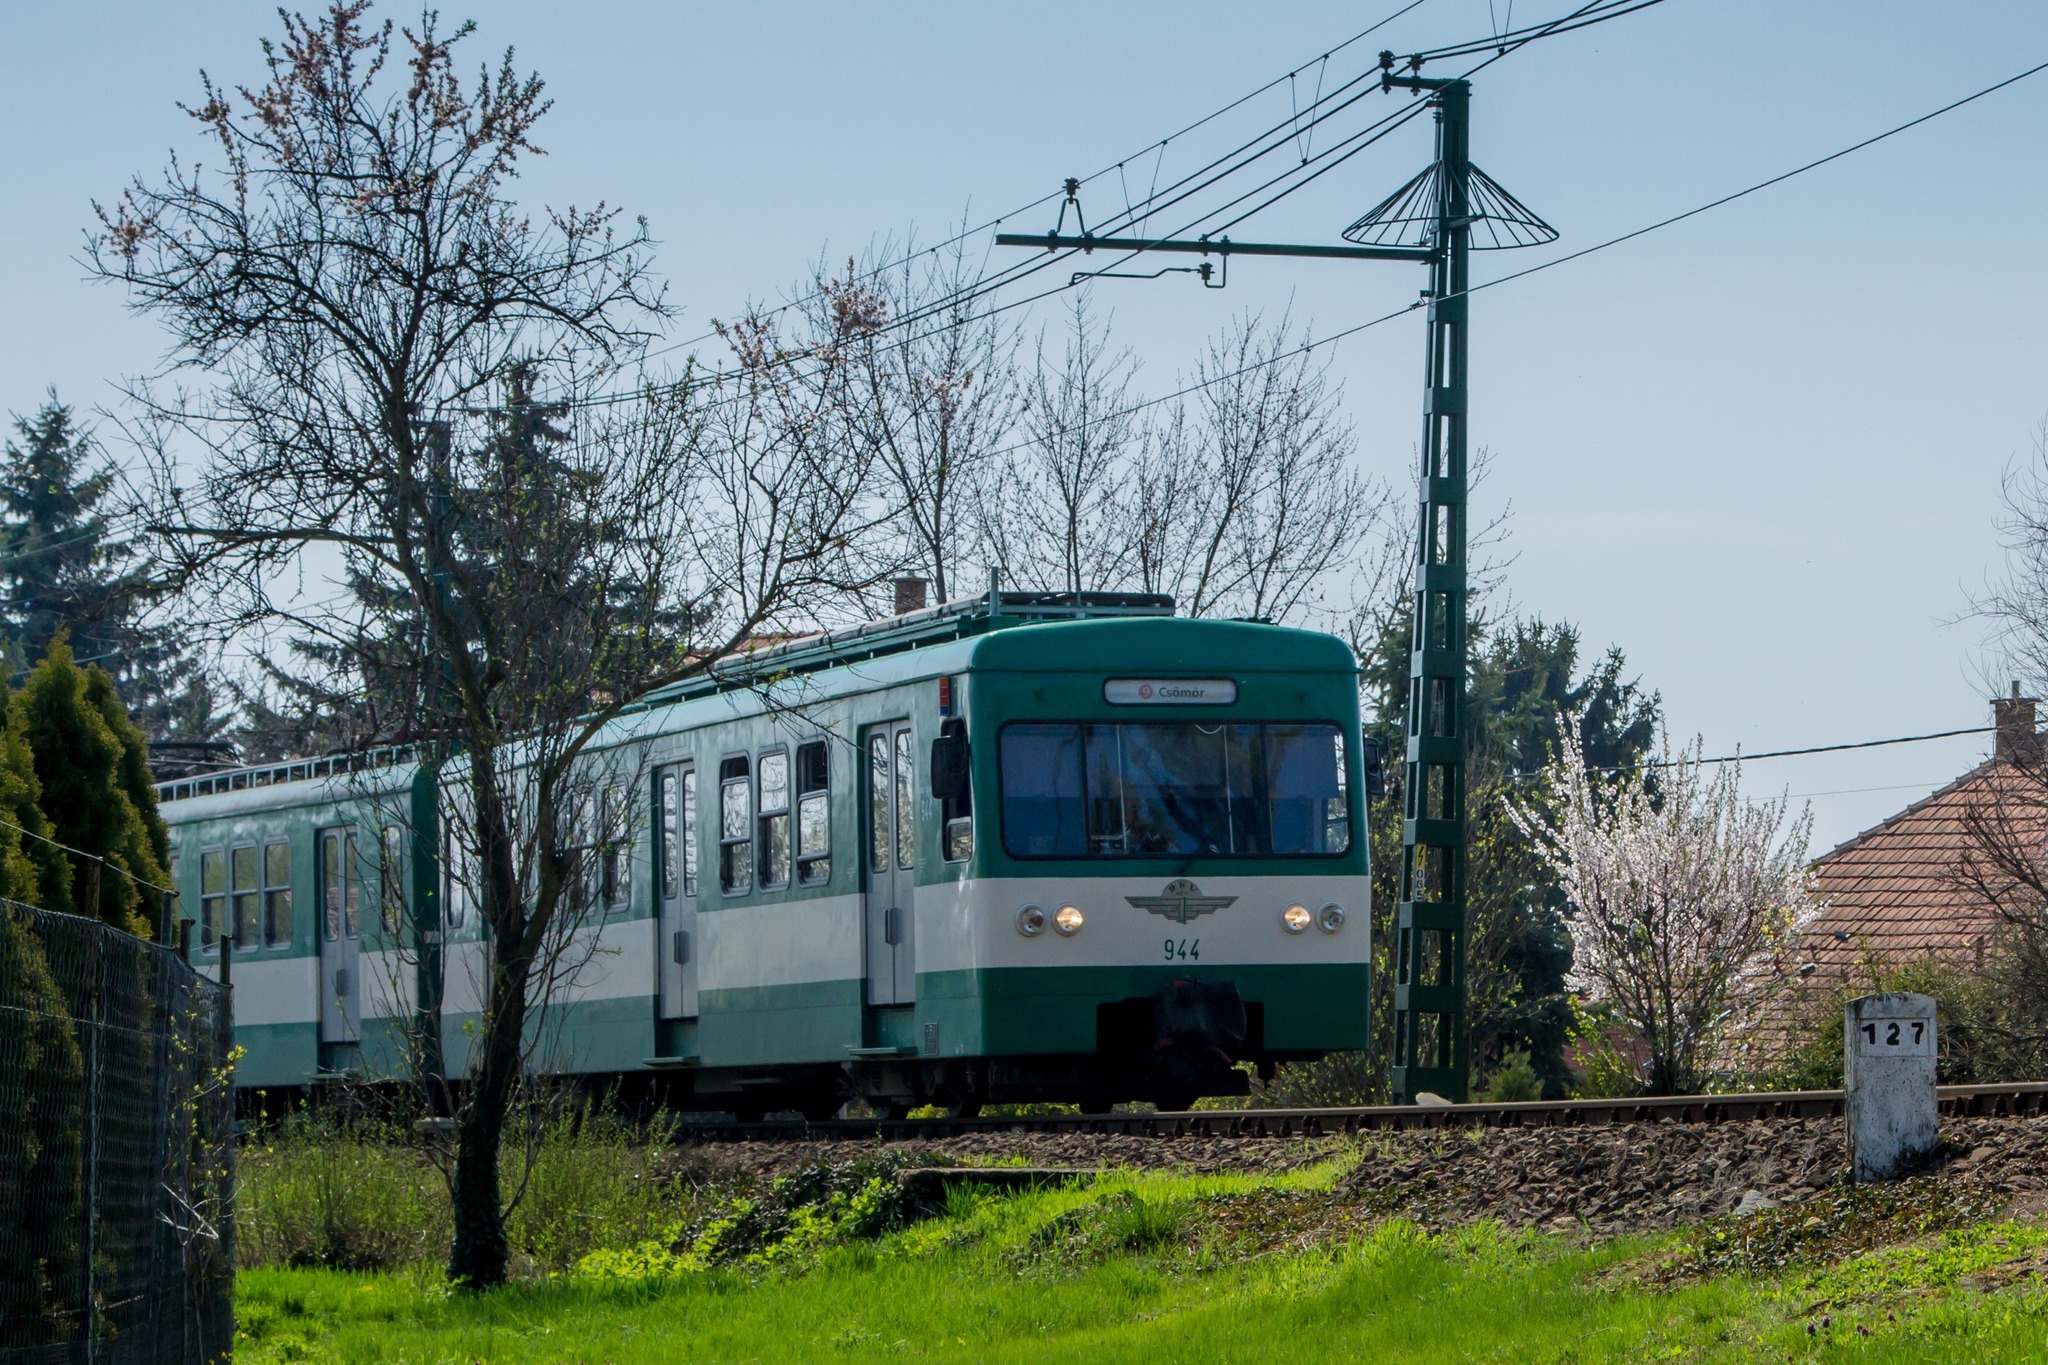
xmin=930 ymin=719 xmax=970 ymax=801
xmin=1361 ymin=735 xmax=1388 ymax=801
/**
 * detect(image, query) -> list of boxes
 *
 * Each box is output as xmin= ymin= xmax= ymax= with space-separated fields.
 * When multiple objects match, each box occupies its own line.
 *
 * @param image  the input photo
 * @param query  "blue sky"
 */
xmin=4 ymin=1 xmax=2047 ymax=849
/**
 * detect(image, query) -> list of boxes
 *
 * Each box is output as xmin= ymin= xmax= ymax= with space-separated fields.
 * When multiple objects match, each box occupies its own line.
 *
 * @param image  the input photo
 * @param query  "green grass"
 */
xmin=235 ymin=1157 xmax=2048 ymax=1364
xmin=238 ymin=1108 xmax=725 ymax=1277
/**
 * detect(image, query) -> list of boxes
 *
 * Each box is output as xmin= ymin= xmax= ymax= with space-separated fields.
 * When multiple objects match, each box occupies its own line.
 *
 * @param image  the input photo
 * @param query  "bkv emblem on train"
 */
xmin=1126 ymin=879 xmax=1236 ymax=925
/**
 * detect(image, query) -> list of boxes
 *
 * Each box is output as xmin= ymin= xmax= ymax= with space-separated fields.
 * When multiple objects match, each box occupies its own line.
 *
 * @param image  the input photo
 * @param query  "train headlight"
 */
xmin=1016 ymin=904 xmax=1047 ymax=937
xmin=1318 ymin=902 xmax=1346 ymax=934
xmin=1282 ymin=903 xmax=1312 ymax=934
xmin=1054 ymin=904 xmax=1085 ymax=936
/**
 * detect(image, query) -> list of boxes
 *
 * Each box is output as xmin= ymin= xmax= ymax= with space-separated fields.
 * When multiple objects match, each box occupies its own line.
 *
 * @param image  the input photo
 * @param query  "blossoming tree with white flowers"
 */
xmin=1514 ymin=714 xmax=1817 ymax=1094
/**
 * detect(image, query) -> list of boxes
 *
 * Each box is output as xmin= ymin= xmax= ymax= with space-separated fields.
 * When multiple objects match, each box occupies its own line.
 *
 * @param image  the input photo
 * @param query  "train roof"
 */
xmin=650 ymin=590 xmax=1175 ymax=702
xmin=157 ymin=592 xmax=1357 ymax=808
xmin=153 ymin=746 xmax=418 ymax=812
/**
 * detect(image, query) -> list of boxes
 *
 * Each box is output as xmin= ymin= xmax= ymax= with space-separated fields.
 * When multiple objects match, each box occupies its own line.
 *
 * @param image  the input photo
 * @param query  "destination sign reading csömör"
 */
xmin=1103 ymin=678 xmax=1238 ymax=706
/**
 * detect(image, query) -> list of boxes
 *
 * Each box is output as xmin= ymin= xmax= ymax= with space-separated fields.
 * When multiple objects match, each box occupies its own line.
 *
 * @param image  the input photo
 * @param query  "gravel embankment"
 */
xmin=685 ymin=1114 xmax=2048 ymax=1235
xmin=1340 ymin=1115 xmax=2048 ymax=1233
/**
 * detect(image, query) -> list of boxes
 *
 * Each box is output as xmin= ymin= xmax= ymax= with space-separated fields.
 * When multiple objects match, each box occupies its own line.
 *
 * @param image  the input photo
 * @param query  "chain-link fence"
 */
xmin=0 ymin=900 xmax=235 ymax=1365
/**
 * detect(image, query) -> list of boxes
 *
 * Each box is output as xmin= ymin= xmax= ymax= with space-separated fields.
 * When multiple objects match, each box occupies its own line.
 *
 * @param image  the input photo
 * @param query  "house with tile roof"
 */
xmin=1725 ymin=691 xmax=2042 ymax=1074
xmin=1793 ymin=690 xmax=2039 ymax=981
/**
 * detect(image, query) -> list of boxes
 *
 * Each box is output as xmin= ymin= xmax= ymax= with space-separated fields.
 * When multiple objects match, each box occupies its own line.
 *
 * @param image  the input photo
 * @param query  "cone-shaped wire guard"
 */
xmin=1342 ymin=161 xmax=1558 ymax=251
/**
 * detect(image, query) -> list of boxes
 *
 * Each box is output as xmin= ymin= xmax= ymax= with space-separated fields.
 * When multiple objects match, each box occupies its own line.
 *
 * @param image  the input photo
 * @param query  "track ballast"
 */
xmin=676 ymin=1081 xmax=2048 ymax=1143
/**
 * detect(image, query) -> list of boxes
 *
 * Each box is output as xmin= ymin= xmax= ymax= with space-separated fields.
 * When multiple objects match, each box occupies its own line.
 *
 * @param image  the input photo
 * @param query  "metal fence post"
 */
xmin=81 ymin=920 xmax=107 ymax=1363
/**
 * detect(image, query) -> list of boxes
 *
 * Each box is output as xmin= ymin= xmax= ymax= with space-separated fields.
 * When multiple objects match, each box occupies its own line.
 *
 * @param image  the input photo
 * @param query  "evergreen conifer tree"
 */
xmin=1 ymin=393 xmax=227 ymax=744
xmin=86 ymin=668 xmax=172 ymax=880
xmin=18 ymin=637 xmax=168 ymax=934
xmin=232 ymin=363 xmax=698 ymax=761
xmin=0 ymin=690 xmax=73 ymax=916
xmin=0 ymin=686 xmax=82 ymax=1346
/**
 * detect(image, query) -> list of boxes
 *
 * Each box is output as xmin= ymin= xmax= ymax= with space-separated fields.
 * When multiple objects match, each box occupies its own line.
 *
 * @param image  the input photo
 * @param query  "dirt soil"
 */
xmin=684 ymin=1114 xmax=2048 ymax=1236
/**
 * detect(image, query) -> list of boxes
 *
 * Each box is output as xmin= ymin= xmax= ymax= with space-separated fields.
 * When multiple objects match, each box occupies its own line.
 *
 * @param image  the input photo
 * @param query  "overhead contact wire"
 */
xmin=564 ymin=0 xmax=1616 ymax=411
xmin=623 ymin=0 xmax=1440 ymax=371
xmin=954 ymin=53 xmax=2048 ymax=467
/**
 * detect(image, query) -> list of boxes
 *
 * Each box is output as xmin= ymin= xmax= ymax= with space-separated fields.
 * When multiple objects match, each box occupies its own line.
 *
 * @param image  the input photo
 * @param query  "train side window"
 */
xmin=318 ymin=832 xmax=335 ymax=939
xmin=719 ymin=756 xmax=752 ymax=894
xmin=659 ymin=770 xmax=680 ymax=901
xmin=867 ymin=734 xmax=890 ymax=873
xmin=600 ymin=783 xmax=631 ymax=908
xmin=442 ymin=828 xmax=470 ymax=929
xmin=199 ymin=847 xmax=226 ymax=950
xmin=568 ymin=791 xmax=596 ymax=916
xmin=263 ymin=839 xmax=294 ymax=947
xmin=893 ymin=728 xmax=915 ymax=870
xmin=381 ymin=825 xmax=406 ymax=934
xmin=320 ymin=828 xmax=361 ymax=940
xmin=682 ymin=770 xmax=700 ymax=896
xmin=757 ymin=749 xmax=791 ymax=889
xmin=796 ymin=741 xmax=830 ymax=885
xmin=933 ymin=720 xmax=972 ymax=863
xmin=231 ymin=845 xmax=259 ymax=949
xmin=344 ymin=834 xmax=362 ymax=936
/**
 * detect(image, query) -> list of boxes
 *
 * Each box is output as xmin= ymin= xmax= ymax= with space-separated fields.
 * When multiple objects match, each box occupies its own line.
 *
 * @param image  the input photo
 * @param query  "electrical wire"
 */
xmin=1622 ymin=726 xmax=1995 ymax=771
xmin=622 ymin=0 xmax=1442 ymax=373
xmin=946 ymin=52 xmax=2048 ymax=469
xmin=1458 ymin=54 xmax=2048 ymax=308
xmin=857 ymin=0 xmax=1655 ymax=341
xmin=964 ymin=0 xmax=1650 ymax=325
xmin=830 ymin=92 xmax=1439 ymax=364
xmin=554 ymin=0 xmax=1635 ymax=414
xmin=0 ymin=515 xmax=152 ymax=570
xmin=1785 ymin=779 xmax=1956 ymax=799
xmin=580 ymin=48 xmax=1447 ymax=406
xmin=871 ymin=0 xmax=1651 ymax=346
xmin=0 ymin=811 xmax=176 ymax=901
xmin=1396 ymin=0 xmax=1667 ymax=64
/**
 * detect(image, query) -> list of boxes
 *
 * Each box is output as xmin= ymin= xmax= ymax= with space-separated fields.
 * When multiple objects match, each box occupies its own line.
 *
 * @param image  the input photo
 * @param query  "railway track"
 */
xmin=678 ymin=1080 xmax=2048 ymax=1142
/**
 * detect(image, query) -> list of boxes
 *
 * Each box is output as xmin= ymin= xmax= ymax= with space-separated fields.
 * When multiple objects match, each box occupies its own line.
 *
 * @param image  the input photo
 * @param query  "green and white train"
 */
xmin=158 ymin=593 xmax=1374 ymax=1115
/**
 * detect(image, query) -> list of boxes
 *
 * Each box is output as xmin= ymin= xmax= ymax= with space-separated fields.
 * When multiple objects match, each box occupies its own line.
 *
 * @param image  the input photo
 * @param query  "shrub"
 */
xmin=1742 ymin=953 xmax=2048 ymax=1091
xmin=1476 ymin=1049 xmax=1542 ymax=1102
xmin=1564 ymin=999 xmax=1644 ymax=1098
xmin=238 ymin=1103 xmax=724 ymax=1276
xmin=571 ymin=1155 xmax=933 ymax=1282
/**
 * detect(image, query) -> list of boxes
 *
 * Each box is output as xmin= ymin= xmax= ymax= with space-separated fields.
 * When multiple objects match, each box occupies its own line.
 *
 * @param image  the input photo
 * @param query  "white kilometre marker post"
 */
xmin=1844 ymin=992 xmax=1939 ymax=1182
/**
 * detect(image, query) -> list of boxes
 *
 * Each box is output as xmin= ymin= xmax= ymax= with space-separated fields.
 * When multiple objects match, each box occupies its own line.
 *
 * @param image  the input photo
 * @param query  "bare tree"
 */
xmin=1952 ymin=763 xmax=2048 ymax=1019
xmin=1977 ymin=419 xmax=2048 ymax=690
xmin=801 ymin=236 xmax=1022 ymax=607
xmin=91 ymin=4 xmax=870 ymax=1287
xmin=1131 ymin=314 xmax=1377 ymax=621
xmin=972 ymin=300 xmax=1396 ymax=621
xmin=1952 ymin=426 xmax=2048 ymax=1059
xmin=1513 ymin=714 xmax=1816 ymax=1094
xmin=982 ymin=295 xmax=1145 ymax=594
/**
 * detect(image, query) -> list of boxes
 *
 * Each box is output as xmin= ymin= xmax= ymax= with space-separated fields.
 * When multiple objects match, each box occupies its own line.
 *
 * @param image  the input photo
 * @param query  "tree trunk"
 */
xmin=446 ymin=937 xmax=528 ymax=1288
xmin=446 ymin=1098 xmax=506 ymax=1287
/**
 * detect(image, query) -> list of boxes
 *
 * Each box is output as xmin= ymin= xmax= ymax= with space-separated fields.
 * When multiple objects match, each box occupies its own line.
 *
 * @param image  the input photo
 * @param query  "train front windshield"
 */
xmin=1000 ymin=722 xmax=1350 ymax=858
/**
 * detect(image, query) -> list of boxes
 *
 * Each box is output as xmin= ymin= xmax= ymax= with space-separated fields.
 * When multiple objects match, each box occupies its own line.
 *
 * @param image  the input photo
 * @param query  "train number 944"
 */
xmin=1163 ymin=938 xmax=1200 ymax=962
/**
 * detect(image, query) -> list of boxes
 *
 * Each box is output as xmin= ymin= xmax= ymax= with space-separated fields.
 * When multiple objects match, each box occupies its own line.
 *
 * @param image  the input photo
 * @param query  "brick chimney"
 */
xmin=893 ymin=577 xmax=930 ymax=615
xmin=1994 ymin=681 xmax=2042 ymax=763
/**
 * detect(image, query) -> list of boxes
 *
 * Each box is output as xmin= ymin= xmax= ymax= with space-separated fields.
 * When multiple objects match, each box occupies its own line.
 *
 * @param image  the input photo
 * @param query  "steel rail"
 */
xmin=675 ymin=1081 xmax=2048 ymax=1143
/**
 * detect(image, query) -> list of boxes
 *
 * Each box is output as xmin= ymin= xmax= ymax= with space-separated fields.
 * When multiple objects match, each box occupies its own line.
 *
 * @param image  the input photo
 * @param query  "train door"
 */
xmin=319 ymin=827 xmax=363 ymax=1043
xmin=656 ymin=762 xmax=700 ymax=1019
xmin=864 ymin=722 xmax=917 ymax=1006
